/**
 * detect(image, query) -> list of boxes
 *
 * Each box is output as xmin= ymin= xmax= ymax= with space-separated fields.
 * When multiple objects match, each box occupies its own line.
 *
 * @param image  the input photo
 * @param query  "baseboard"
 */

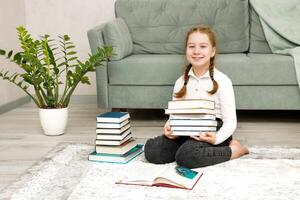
xmin=0 ymin=96 xmax=31 ymax=114
xmin=0 ymin=95 xmax=97 ymax=115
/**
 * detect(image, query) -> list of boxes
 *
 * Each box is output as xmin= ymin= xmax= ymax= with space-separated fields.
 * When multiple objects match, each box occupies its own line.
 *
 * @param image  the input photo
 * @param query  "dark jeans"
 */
xmin=144 ymin=119 xmax=232 ymax=168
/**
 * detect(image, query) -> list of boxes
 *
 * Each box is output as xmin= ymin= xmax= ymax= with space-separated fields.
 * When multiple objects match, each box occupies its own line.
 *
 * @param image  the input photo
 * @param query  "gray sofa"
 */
xmin=88 ymin=0 xmax=300 ymax=110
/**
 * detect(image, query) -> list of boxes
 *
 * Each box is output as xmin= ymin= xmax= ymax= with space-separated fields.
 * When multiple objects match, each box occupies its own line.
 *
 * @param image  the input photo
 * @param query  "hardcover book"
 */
xmin=170 ymin=119 xmax=217 ymax=126
xmin=89 ymin=144 xmax=143 ymax=164
xmin=97 ymin=112 xmax=130 ymax=123
xmin=96 ymin=129 xmax=131 ymax=140
xmin=116 ymin=165 xmax=203 ymax=190
xmin=170 ymin=114 xmax=216 ymax=120
xmin=171 ymin=126 xmax=217 ymax=132
xmin=95 ymin=139 xmax=139 ymax=154
xmin=165 ymin=108 xmax=215 ymax=115
xmin=95 ymin=133 xmax=132 ymax=146
xmin=97 ymin=119 xmax=130 ymax=129
xmin=168 ymin=99 xmax=215 ymax=110
xmin=172 ymin=131 xmax=217 ymax=136
xmin=96 ymin=124 xmax=131 ymax=134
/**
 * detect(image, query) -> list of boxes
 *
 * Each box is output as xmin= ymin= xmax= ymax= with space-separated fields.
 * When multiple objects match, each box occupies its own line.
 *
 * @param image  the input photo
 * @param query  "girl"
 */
xmin=144 ymin=25 xmax=249 ymax=168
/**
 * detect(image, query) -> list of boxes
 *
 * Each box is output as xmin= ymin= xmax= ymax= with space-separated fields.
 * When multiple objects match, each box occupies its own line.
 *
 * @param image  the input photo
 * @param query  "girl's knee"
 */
xmin=175 ymin=146 xmax=208 ymax=168
xmin=144 ymin=137 xmax=161 ymax=163
xmin=175 ymin=146 xmax=195 ymax=168
xmin=144 ymin=136 xmax=177 ymax=164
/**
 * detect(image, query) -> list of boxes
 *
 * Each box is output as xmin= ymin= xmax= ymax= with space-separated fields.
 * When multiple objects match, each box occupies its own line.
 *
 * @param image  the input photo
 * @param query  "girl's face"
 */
xmin=186 ymin=32 xmax=216 ymax=69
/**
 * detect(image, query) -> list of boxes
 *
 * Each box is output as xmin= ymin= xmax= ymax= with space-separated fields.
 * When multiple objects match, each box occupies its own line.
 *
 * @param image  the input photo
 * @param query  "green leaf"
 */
xmin=57 ymin=61 xmax=66 ymax=68
xmin=21 ymin=74 xmax=33 ymax=84
xmin=0 ymin=49 xmax=5 ymax=55
xmin=75 ymin=66 xmax=82 ymax=74
xmin=67 ymin=51 xmax=76 ymax=55
xmin=68 ymin=56 xmax=77 ymax=61
xmin=53 ymin=67 xmax=59 ymax=75
xmin=64 ymin=35 xmax=70 ymax=41
xmin=7 ymin=50 xmax=13 ymax=58
xmin=22 ymin=64 xmax=32 ymax=72
xmin=66 ymin=45 xmax=75 ymax=49
xmin=13 ymin=52 xmax=22 ymax=64
xmin=80 ymin=76 xmax=90 ymax=84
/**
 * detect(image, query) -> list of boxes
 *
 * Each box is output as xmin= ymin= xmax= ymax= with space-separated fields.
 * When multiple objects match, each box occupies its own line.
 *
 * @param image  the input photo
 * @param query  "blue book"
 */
xmin=97 ymin=112 xmax=130 ymax=123
xmin=88 ymin=144 xmax=144 ymax=164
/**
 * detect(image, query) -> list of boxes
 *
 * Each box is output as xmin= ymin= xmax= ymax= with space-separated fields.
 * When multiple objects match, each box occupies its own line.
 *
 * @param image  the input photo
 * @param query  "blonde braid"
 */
xmin=208 ymin=57 xmax=218 ymax=94
xmin=174 ymin=64 xmax=192 ymax=98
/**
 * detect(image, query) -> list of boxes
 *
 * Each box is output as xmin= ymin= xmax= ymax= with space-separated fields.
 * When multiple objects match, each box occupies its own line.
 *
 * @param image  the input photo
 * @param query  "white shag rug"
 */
xmin=1 ymin=143 xmax=300 ymax=200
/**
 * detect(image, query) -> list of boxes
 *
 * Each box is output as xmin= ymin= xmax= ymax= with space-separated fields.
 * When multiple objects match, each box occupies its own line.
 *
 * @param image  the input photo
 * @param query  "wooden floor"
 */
xmin=0 ymin=103 xmax=300 ymax=191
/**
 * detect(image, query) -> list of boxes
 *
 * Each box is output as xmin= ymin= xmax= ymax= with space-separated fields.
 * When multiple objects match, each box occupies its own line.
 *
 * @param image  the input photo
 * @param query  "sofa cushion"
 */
xmin=108 ymin=54 xmax=297 ymax=86
xmin=115 ymin=0 xmax=249 ymax=54
xmin=217 ymin=54 xmax=297 ymax=85
xmin=249 ymin=5 xmax=272 ymax=53
xmin=108 ymin=54 xmax=184 ymax=85
xmin=103 ymin=18 xmax=133 ymax=60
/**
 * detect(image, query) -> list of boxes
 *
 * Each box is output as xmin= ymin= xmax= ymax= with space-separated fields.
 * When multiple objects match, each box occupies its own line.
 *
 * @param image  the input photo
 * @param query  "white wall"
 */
xmin=0 ymin=0 xmax=27 ymax=107
xmin=0 ymin=0 xmax=116 ymax=107
xmin=25 ymin=0 xmax=116 ymax=95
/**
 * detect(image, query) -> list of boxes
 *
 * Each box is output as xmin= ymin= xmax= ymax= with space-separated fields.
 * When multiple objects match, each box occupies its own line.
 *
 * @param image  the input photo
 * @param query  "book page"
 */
xmin=154 ymin=166 xmax=201 ymax=189
xmin=117 ymin=164 xmax=166 ymax=185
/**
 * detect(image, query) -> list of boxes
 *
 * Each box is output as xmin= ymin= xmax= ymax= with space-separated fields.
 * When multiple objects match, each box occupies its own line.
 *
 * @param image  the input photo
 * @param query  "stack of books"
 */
xmin=88 ymin=112 xmax=143 ymax=164
xmin=165 ymin=99 xmax=217 ymax=136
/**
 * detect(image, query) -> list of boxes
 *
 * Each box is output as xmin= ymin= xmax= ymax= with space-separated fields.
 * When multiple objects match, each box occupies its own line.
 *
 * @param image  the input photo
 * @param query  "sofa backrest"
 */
xmin=249 ymin=5 xmax=272 ymax=53
xmin=115 ymin=0 xmax=250 ymax=54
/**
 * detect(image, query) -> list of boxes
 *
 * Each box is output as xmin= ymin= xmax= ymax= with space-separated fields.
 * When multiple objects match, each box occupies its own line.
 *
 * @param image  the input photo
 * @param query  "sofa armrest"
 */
xmin=87 ymin=24 xmax=109 ymax=108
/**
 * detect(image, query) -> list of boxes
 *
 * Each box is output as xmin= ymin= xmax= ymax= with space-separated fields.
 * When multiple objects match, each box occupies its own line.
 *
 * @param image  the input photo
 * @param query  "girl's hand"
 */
xmin=164 ymin=121 xmax=178 ymax=140
xmin=191 ymin=132 xmax=216 ymax=144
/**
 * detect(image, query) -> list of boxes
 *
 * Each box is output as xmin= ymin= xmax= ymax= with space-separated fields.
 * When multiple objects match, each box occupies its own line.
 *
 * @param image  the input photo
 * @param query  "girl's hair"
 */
xmin=174 ymin=25 xmax=219 ymax=98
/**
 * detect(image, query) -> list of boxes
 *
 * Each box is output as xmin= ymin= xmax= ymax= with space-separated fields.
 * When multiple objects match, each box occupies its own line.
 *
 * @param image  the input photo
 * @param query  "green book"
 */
xmin=88 ymin=144 xmax=144 ymax=164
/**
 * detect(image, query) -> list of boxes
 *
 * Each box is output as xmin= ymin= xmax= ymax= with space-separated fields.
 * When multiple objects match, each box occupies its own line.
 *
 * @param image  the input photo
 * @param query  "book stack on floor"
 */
xmin=165 ymin=99 xmax=217 ymax=136
xmin=88 ymin=112 xmax=143 ymax=164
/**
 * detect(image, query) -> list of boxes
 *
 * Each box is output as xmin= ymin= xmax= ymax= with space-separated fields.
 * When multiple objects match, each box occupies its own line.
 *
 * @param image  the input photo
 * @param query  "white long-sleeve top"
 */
xmin=172 ymin=68 xmax=237 ymax=145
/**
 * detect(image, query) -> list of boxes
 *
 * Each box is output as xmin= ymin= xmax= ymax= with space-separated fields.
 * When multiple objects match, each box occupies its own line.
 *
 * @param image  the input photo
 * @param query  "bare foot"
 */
xmin=229 ymin=139 xmax=249 ymax=160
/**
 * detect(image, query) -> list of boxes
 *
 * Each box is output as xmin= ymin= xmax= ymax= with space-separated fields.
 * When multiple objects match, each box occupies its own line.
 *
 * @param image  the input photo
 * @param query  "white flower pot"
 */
xmin=39 ymin=107 xmax=68 ymax=136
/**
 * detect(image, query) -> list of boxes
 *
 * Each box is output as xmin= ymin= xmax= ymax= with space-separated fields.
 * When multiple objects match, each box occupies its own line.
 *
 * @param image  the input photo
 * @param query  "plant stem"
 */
xmin=34 ymin=85 xmax=46 ymax=107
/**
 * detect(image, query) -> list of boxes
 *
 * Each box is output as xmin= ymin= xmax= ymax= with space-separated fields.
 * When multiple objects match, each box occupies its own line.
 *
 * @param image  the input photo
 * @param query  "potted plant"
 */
xmin=0 ymin=26 xmax=113 ymax=135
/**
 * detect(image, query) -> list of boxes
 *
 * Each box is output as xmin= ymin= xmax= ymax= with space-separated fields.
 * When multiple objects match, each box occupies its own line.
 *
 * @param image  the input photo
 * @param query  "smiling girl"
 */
xmin=144 ymin=25 xmax=249 ymax=168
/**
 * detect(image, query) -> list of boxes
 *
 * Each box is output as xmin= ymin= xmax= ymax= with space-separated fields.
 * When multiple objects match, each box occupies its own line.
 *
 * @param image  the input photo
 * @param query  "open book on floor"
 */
xmin=116 ymin=165 xmax=203 ymax=190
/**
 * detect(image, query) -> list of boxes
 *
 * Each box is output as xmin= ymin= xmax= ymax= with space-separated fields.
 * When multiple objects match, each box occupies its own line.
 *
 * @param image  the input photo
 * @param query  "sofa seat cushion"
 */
xmin=108 ymin=54 xmax=297 ymax=86
xmin=217 ymin=54 xmax=297 ymax=85
xmin=108 ymin=54 xmax=184 ymax=85
xmin=115 ymin=0 xmax=249 ymax=54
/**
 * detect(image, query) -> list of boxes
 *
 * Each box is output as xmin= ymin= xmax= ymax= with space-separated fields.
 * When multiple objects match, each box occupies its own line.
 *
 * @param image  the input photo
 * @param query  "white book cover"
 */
xmin=96 ymin=124 xmax=131 ymax=134
xmin=170 ymin=119 xmax=217 ymax=127
xmin=171 ymin=126 xmax=217 ymax=131
xmin=168 ymin=99 xmax=215 ymax=110
xmin=165 ymin=108 xmax=215 ymax=115
xmin=172 ymin=131 xmax=217 ymax=136
xmin=170 ymin=114 xmax=216 ymax=120
xmin=96 ymin=129 xmax=131 ymax=140
xmin=97 ymin=119 xmax=130 ymax=129
xmin=95 ymin=134 xmax=132 ymax=146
